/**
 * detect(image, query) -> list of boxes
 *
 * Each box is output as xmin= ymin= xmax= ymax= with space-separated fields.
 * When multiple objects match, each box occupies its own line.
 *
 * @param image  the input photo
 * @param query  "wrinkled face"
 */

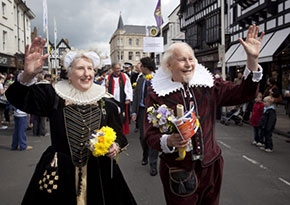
xmin=69 ymin=58 xmax=94 ymax=92
xmin=167 ymin=46 xmax=196 ymax=83
xmin=112 ymin=64 xmax=121 ymax=76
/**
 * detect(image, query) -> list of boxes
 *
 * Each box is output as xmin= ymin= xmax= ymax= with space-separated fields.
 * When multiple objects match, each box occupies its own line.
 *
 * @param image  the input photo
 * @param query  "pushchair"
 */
xmin=220 ymin=105 xmax=243 ymax=126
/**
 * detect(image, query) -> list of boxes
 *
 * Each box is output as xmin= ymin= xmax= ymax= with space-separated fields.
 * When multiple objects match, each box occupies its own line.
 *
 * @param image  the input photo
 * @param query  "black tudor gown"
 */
xmin=6 ymin=80 xmax=137 ymax=205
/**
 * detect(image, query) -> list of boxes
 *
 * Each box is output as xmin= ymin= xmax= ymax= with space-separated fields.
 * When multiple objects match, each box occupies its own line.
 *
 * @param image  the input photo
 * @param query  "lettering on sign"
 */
xmin=0 ymin=56 xmax=8 ymax=65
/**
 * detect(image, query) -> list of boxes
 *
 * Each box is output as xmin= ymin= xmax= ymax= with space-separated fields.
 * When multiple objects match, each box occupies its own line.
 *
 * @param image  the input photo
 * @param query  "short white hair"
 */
xmin=161 ymin=42 xmax=197 ymax=75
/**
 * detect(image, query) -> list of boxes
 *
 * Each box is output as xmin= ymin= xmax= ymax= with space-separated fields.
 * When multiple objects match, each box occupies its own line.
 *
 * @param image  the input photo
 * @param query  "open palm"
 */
xmin=239 ymin=25 xmax=264 ymax=59
xmin=24 ymin=37 xmax=49 ymax=75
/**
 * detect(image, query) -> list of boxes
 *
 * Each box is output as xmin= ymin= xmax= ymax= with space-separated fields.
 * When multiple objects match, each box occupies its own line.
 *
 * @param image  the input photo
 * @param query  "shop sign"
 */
xmin=0 ymin=54 xmax=16 ymax=67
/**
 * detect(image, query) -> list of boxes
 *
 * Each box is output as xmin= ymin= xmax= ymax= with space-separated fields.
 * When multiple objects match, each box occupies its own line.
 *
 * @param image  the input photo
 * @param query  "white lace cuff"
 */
xmin=17 ymin=72 xmax=37 ymax=86
xmin=160 ymin=134 xmax=175 ymax=153
xmin=243 ymin=64 xmax=263 ymax=82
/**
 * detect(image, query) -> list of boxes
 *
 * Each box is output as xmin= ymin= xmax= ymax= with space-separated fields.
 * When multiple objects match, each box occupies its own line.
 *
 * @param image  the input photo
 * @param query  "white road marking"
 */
xmin=217 ymin=140 xmax=231 ymax=149
xmin=242 ymin=155 xmax=268 ymax=170
xmin=218 ymin=140 xmax=289 ymax=187
xmin=278 ymin=177 xmax=290 ymax=187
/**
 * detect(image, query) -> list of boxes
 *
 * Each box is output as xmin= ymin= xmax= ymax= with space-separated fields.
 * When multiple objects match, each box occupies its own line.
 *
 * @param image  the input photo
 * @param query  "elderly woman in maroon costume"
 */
xmin=144 ymin=25 xmax=264 ymax=204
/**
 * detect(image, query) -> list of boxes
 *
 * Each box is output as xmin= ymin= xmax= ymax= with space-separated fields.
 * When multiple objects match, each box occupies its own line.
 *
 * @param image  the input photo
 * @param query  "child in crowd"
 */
xmin=11 ymin=108 xmax=32 ymax=151
xmin=250 ymin=92 xmax=264 ymax=146
xmin=258 ymin=96 xmax=277 ymax=152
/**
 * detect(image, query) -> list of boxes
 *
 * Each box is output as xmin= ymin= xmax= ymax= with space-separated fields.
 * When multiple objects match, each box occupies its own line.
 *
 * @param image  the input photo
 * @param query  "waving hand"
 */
xmin=21 ymin=37 xmax=49 ymax=83
xmin=238 ymin=24 xmax=264 ymax=71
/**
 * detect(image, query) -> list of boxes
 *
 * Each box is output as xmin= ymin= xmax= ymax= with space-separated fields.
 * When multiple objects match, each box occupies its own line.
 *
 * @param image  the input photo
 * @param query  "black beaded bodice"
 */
xmin=63 ymin=104 xmax=102 ymax=168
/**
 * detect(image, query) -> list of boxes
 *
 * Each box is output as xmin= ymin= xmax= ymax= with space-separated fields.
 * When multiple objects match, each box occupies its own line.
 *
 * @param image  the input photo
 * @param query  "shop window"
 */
xmin=136 ymin=52 xmax=140 ymax=61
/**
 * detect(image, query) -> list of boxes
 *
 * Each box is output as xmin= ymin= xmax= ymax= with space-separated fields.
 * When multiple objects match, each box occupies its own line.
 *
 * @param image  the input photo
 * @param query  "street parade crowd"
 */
xmin=0 ymin=24 xmax=290 ymax=205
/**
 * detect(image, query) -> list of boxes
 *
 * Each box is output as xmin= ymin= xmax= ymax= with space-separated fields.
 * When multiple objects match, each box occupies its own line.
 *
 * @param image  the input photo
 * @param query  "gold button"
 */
xmin=80 ymin=143 xmax=83 ymax=146
xmin=81 ymin=135 xmax=84 ymax=138
xmin=83 ymin=120 xmax=86 ymax=122
xmin=79 ymin=160 xmax=82 ymax=163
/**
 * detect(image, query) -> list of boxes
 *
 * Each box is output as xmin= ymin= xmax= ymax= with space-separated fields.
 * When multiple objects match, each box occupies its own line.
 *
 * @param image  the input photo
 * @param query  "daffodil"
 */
xmin=88 ymin=126 xmax=117 ymax=157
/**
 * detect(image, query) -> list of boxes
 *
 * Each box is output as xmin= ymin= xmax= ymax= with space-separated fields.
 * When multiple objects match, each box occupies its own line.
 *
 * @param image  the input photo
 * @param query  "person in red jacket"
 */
xmin=250 ymin=92 xmax=264 ymax=146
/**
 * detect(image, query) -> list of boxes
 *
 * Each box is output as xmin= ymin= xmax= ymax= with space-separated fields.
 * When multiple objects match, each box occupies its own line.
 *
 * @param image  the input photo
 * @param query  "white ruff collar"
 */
xmin=152 ymin=63 xmax=214 ymax=97
xmin=54 ymin=80 xmax=106 ymax=105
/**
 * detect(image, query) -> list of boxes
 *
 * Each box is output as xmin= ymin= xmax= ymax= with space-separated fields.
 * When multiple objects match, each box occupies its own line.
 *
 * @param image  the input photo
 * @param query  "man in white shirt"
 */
xmin=107 ymin=63 xmax=133 ymax=135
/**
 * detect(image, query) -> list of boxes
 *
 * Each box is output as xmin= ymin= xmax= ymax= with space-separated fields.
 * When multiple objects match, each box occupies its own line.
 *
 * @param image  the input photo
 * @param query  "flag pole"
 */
xmin=54 ymin=17 xmax=57 ymax=76
xmin=46 ymin=27 xmax=51 ymax=74
xmin=43 ymin=0 xmax=51 ymax=73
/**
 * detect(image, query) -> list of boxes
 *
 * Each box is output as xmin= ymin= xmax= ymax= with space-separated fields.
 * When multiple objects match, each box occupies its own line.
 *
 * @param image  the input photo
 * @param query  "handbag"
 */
xmin=169 ymin=167 xmax=198 ymax=197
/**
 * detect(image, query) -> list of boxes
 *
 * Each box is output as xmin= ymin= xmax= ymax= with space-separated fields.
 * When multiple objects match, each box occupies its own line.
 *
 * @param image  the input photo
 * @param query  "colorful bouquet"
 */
xmin=147 ymin=104 xmax=176 ymax=133
xmin=87 ymin=126 xmax=117 ymax=157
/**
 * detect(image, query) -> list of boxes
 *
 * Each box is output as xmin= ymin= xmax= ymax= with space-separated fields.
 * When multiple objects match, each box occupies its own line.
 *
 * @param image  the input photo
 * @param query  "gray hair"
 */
xmin=111 ymin=62 xmax=121 ymax=68
xmin=161 ymin=42 xmax=197 ymax=74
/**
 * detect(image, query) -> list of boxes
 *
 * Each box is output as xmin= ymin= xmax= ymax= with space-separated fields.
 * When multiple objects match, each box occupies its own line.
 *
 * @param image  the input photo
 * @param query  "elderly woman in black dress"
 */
xmin=6 ymin=37 xmax=136 ymax=205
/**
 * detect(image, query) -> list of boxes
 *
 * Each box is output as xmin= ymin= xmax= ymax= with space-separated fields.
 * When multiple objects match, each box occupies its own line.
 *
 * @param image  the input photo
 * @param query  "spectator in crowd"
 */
xmin=250 ymin=92 xmax=264 ymax=146
xmin=11 ymin=108 xmax=32 ymax=151
xmin=0 ymin=75 xmax=8 ymax=129
xmin=107 ymin=62 xmax=133 ymax=135
xmin=263 ymin=77 xmax=282 ymax=103
xmin=259 ymin=96 xmax=276 ymax=152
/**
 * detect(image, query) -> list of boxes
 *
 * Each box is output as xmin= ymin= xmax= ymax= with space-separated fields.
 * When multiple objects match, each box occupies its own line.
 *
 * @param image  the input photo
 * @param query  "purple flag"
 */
xmin=154 ymin=0 xmax=163 ymax=27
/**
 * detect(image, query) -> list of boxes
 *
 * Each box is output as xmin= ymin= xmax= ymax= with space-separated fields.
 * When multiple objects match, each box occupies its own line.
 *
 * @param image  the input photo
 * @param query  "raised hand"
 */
xmin=21 ymin=37 xmax=49 ymax=83
xmin=238 ymin=24 xmax=264 ymax=71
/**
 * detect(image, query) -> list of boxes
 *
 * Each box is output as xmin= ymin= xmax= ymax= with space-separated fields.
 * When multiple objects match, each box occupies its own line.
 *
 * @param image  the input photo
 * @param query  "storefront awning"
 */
xmin=226 ymin=33 xmax=273 ymax=67
xmin=224 ymin=43 xmax=239 ymax=63
xmin=258 ymin=27 xmax=290 ymax=63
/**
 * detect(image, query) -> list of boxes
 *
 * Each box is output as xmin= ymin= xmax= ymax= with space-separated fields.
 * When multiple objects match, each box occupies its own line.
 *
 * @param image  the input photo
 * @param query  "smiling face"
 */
xmin=167 ymin=44 xmax=196 ymax=83
xmin=69 ymin=57 xmax=94 ymax=92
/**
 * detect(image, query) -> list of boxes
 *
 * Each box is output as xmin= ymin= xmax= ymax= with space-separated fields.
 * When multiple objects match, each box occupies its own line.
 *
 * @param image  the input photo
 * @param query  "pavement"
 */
xmin=272 ymin=104 xmax=290 ymax=138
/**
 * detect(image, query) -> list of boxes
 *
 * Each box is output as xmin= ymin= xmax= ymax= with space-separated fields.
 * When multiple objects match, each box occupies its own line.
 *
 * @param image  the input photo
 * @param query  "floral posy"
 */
xmin=147 ymin=104 xmax=176 ymax=133
xmin=88 ymin=126 xmax=117 ymax=157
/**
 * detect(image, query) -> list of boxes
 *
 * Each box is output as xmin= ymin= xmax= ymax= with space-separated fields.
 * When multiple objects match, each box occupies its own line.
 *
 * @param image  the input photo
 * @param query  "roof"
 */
xmin=117 ymin=14 xmax=124 ymax=30
xmin=123 ymin=25 xmax=146 ymax=35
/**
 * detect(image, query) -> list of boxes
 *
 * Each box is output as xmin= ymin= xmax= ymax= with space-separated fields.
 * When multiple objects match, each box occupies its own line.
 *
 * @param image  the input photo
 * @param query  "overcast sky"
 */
xmin=25 ymin=0 xmax=179 ymax=56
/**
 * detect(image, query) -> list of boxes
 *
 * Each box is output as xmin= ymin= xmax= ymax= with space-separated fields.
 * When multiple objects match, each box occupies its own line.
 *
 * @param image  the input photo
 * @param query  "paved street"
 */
xmin=1 ymin=120 xmax=290 ymax=205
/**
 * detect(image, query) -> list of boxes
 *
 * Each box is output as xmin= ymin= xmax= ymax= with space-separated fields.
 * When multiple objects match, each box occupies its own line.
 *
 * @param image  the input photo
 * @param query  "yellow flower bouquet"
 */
xmin=145 ymin=74 xmax=152 ymax=81
xmin=88 ymin=126 xmax=117 ymax=157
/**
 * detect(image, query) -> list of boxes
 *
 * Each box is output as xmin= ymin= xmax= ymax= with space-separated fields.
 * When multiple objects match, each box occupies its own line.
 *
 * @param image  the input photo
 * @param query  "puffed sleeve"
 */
xmin=5 ymin=81 xmax=57 ymax=117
